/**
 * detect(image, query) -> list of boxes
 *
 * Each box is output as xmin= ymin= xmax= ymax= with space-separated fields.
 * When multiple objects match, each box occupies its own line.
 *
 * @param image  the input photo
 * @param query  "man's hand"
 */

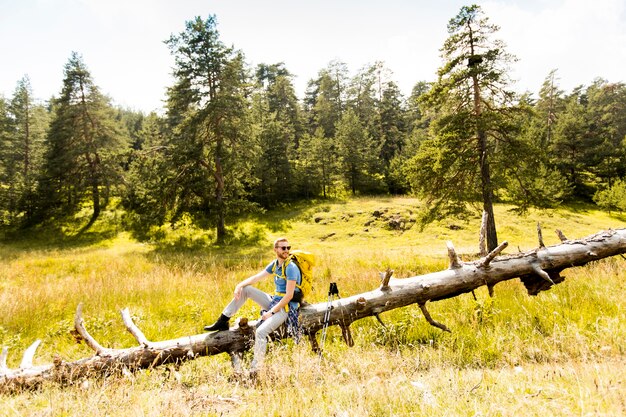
xmin=234 ymin=284 xmax=244 ymax=300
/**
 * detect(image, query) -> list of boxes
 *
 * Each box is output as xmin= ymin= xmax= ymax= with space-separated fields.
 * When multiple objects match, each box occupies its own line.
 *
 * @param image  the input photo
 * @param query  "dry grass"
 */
xmin=2 ymin=351 xmax=624 ymax=416
xmin=1 ymin=197 xmax=625 ymax=416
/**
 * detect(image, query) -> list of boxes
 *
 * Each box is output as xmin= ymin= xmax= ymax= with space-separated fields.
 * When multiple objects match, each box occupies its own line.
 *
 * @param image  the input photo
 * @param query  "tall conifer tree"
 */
xmin=535 ymin=70 xmax=565 ymax=148
xmin=7 ymin=76 xmax=49 ymax=223
xmin=406 ymin=4 xmax=518 ymax=251
xmin=122 ymin=112 xmax=172 ymax=233
xmin=40 ymin=52 xmax=126 ymax=229
xmin=250 ymin=63 xmax=301 ymax=207
xmin=584 ymin=80 xmax=626 ymax=188
xmin=0 ymin=97 xmax=12 ymax=223
xmin=165 ymin=15 xmax=251 ymax=243
xmin=335 ymin=108 xmax=380 ymax=194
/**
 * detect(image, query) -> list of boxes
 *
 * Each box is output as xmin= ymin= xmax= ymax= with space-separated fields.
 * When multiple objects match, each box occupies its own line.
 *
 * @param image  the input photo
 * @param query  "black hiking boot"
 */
xmin=203 ymin=314 xmax=230 ymax=332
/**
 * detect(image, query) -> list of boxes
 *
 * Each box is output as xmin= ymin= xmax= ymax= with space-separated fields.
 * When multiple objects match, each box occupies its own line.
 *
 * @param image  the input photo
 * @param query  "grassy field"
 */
xmin=1 ymin=197 xmax=625 ymax=416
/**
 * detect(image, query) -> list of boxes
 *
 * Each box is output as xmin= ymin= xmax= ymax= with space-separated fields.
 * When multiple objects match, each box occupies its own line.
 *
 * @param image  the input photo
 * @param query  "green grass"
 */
xmin=1 ymin=197 xmax=625 ymax=416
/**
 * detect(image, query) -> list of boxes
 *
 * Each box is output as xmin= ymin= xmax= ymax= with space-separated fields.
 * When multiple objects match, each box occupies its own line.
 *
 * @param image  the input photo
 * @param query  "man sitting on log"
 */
xmin=203 ymin=237 xmax=302 ymax=377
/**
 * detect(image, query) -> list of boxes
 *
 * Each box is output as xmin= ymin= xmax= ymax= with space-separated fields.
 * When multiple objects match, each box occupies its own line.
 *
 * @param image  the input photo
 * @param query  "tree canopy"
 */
xmin=1 ymin=6 xmax=625 ymax=238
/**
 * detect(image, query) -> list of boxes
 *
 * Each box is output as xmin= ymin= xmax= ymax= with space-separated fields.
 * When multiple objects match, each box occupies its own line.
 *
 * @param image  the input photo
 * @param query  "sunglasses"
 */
xmin=277 ymin=246 xmax=291 ymax=250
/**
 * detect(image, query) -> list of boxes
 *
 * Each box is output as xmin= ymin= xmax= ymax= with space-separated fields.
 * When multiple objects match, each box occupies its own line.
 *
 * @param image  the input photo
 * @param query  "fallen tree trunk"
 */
xmin=2 ymin=228 xmax=625 ymax=391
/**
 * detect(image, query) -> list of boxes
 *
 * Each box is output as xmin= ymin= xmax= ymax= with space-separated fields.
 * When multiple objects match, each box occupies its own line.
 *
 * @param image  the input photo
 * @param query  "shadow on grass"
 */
xmin=0 ymin=197 xmax=356 ymax=269
xmin=0 ymin=223 xmax=119 ymax=251
xmin=242 ymin=198 xmax=347 ymax=231
xmin=556 ymin=201 xmax=626 ymax=223
xmin=142 ymin=200 xmax=335 ymax=265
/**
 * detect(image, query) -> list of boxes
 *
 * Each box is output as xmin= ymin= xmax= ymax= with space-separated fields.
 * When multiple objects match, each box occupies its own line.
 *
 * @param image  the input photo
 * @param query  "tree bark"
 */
xmin=467 ymin=20 xmax=498 ymax=253
xmin=214 ymin=149 xmax=226 ymax=244
xmin=2 ymin=228 xmax=625 ymax=392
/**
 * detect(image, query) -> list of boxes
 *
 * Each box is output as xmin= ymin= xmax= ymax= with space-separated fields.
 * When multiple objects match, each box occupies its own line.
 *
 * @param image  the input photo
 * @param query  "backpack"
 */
xmin=273 ymin=250 xmax=316 ymax=300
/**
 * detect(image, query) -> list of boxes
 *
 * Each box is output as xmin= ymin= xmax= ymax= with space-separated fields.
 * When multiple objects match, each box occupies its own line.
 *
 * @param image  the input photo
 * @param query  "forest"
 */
xmin=1 ymin=5 xmax=625 ymax=245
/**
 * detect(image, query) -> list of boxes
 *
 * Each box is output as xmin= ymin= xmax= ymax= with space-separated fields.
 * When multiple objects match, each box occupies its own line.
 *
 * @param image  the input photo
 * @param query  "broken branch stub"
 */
xmin=447 ymin=241 xmax=462 ymax=269
xmin=537 ymin=222 xmax=545 ymax=248
xmin=380 ymin=268 xmax=394 ymax=288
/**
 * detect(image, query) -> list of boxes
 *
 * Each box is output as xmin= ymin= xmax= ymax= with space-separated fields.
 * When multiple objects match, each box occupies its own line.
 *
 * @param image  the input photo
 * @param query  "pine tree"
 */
xmin=343 ymin=62 xmax=409 ymax=192
xmin=164 ymin=15 xmax=252 ymax=243
xmin=250 ymin=63 xmax=301 ymax=207
xmin=535 ymin=69 xmax=565 ymax=148
xmin=584 ymin=79 xmax=626 ymax=188
xmin=406 ymin=4 xmax=519 ymax=251
xmin=304 ymin=61 xmax=348 ymax=138
xmin=122 ymin=112 xmax=172 ymax=235
xmin=378 ymin=81 xmax=407 ymax=188
xmin=388 ymin=82 xmax=431 ymax=195
xmin=549 ymin=80 xmax=626 ymax=199
xmin=500 ymin=94 xmax=571 ymax=210
xmin=297 ymin=127 xmax=338 ymax=198
xmin=0 ymin=97 xmax=12 ymax=224
xmin=251 ymin=115 xmax=293 ymax=206
xmin=335 ymin=108 xmax=381 ymax=194
xmin=550 ymin=88 xmax=591 ymax=197
xmin=347 ymin=63 xmax=378 ymax=129
xmin=7 ymin=76 xmax=49 ymax=223
xmin=301 ymin=61 xmax=349 ymax=197
xmin=40 ymin=52 xmax=126 ymax=229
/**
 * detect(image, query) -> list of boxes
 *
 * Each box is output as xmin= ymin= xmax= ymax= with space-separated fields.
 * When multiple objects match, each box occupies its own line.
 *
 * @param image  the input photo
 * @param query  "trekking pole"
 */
xmin=319 ymin=282 xmax=340 ymax=358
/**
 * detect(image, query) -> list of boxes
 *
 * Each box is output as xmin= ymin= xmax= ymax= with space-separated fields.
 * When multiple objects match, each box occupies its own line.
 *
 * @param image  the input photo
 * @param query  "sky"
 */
xmin=1 ymin=0 xmax=625 ymax=113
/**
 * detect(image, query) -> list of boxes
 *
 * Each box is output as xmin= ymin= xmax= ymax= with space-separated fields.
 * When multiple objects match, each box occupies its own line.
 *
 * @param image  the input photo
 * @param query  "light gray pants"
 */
xmin=223 ymin=286 xmax=288 ymax=371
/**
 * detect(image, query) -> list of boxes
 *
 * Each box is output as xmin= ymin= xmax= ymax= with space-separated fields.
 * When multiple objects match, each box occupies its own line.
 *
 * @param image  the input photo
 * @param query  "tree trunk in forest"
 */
xmin=214 ymin=149 xmax=226 ymax=244
xmin=479 ymin=135 xmax=498 ymax=252
xmin=2 ymin=228 xmax=625 ymax=392
xmin=81 ymin=175 xmax=100 ymax=233
xmin=90 ymin=181 xmax=100 ymax=225
xmin=81 ymin=152 xmax=101 ymax=232
xmin=468 ymin=21 xmax=498 ymax=253
xmin=472 ymin=72 xmax=498 ymax=252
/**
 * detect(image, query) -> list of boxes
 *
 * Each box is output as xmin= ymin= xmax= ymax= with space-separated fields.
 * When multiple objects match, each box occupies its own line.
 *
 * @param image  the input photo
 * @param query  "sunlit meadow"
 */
xmin=1 ymin=197 xmax=625 ymax=416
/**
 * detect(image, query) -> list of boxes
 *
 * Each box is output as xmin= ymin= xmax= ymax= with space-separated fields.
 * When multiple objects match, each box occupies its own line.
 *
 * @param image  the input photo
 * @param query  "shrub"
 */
xmin=594 ymin=179 xmax=626 ymax=213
